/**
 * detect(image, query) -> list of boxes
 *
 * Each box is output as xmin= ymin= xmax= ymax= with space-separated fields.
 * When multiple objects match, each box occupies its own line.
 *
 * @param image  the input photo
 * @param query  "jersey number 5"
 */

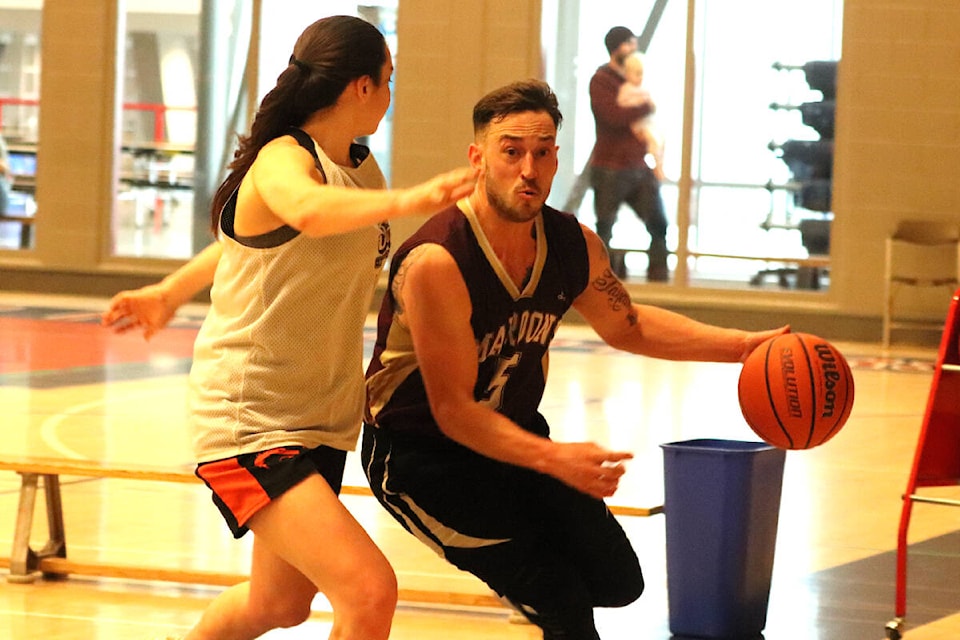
xmin=480 ymin=352 xmax=522 ymax=411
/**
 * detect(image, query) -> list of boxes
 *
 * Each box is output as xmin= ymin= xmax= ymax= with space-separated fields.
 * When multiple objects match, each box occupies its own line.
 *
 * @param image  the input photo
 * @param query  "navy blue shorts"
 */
xmin=361 ymin=424 xmax=643 ymax=639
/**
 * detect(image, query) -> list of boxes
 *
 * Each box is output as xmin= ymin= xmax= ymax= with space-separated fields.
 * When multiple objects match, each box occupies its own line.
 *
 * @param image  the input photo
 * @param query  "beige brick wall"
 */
xmin=33 ymin=0 xmax=120 ymax=270
xmin=833 ymin=0 xmax=960 ymax=316
xmin=389 ymin=0 xmax=542 ymax=242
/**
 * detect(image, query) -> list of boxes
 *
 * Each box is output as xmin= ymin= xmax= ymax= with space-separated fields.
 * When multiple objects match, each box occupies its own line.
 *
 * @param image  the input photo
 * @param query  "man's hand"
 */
xmin=546 ymin=442 xmax=634 ymax=500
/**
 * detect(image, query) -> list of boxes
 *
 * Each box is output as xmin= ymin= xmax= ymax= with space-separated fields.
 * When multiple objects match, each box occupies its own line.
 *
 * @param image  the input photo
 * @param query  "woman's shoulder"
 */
xmin=255 ymin=134 xmax=304 ymax=162
xmin=252 ymin=133 xmax=325 ymax=176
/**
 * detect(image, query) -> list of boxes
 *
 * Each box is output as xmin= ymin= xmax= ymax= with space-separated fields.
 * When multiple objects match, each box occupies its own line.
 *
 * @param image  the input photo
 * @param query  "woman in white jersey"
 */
xmin=103 ymin=16 xmax=475 ymax=640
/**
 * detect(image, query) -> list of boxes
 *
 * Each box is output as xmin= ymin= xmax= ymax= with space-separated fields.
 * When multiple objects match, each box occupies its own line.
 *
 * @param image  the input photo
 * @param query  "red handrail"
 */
xmin=0 ymin=97 xmax=195 ymax=144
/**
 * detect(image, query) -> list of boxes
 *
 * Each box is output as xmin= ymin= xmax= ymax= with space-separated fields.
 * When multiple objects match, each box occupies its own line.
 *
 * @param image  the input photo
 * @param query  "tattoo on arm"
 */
xmin=391 ymin=245 xmax=430 ymax=320
xmin=591 ymin=268 xmax=638 ymax=326
xmin=391 ymin=262 xmax=408 ymax=317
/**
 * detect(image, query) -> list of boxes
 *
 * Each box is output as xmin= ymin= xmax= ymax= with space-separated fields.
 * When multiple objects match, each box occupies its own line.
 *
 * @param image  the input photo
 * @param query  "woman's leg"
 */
xmin=185 ymin=474 xmax=397 ymax=640
xmin=183 ymin=541 xmax=315 ymax=640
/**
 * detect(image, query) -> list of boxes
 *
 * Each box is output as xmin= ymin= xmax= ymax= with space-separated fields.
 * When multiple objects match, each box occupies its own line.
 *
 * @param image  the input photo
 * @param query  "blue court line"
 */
xmin=1 ymin=359 xmax=195 ymax=390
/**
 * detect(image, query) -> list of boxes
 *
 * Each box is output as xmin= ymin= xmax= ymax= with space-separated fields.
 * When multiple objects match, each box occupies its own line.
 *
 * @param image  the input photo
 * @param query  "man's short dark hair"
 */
xmin=472 ymin=79 xmax=563 ymax=137
xmin=604 ymin=26 xmax=636 ymax=54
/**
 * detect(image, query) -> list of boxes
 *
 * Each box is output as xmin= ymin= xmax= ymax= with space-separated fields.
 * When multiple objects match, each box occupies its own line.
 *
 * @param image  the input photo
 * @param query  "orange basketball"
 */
xmin=738 ymin=332 xmax=854 ymax=450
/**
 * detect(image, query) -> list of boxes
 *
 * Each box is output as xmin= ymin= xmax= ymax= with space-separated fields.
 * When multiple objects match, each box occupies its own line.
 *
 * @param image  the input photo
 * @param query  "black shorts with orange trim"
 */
xmin=195 ymin=445 xmax=347 ymax=538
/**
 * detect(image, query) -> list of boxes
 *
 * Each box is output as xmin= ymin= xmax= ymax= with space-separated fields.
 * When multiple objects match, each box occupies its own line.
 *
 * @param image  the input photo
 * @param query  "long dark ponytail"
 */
xmin=210 ymin=15 xmax=387 ymax=232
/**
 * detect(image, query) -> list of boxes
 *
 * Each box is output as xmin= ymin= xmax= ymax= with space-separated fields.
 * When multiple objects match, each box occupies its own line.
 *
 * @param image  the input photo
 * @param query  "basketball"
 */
xmin=738 ymin=332 xmax=854 ymax=449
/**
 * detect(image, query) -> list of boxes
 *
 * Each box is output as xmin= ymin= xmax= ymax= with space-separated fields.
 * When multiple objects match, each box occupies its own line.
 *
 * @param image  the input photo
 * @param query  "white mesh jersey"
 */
xmin=189 ymin=132 xmax=390 ymax=462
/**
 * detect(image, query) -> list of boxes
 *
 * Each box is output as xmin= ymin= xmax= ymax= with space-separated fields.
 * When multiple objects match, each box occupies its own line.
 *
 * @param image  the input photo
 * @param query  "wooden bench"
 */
xmin=0 ymin=455 xmax=662 ymax=608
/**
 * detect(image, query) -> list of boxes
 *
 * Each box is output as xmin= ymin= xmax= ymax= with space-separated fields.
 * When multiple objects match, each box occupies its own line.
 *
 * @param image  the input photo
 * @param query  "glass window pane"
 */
xmin=112 ymin=1 xmax=201 ymax=259
xmin=545 ymin=0 xmax=687 ymax=279
xmin=0 ymin=2 xmax=42 ymax=252
xmin=690 ymin=0 xmax=842 ymax=289
xmin=543 ymin=0 xmax=842 ymax=290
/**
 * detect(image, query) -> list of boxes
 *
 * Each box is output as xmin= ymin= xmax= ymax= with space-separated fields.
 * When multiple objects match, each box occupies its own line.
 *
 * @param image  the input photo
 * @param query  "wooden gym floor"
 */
xmin=0 ymin=291 xmax=957 ymax=639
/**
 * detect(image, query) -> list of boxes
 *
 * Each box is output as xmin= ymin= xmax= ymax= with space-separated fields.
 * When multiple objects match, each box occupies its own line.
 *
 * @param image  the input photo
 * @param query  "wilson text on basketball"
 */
xmin=814 ymin=343 xmax=842 ymax=419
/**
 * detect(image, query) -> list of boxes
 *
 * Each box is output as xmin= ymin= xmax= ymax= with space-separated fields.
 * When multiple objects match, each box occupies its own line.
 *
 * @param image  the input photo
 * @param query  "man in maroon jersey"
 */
xmin=362 ymin=79 xmax=786 ymax=639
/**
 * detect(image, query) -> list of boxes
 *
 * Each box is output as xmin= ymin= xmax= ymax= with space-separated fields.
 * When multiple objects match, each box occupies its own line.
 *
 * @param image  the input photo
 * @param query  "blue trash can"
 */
xmin=660 ymin=439 xmax=786 ymax=639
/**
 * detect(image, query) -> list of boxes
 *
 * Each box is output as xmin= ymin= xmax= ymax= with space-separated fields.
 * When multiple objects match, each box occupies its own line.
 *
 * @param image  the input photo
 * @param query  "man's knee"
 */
xmin=505 ymin=594 xmax=599 ymax=640
xmin=647 ymin=216 xmax=668 ymax=238
xmin=596 ymin=565 xmax=645 ymax=608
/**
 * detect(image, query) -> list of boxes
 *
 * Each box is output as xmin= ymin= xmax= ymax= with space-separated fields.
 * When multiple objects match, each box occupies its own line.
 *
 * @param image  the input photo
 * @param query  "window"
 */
xmin=112 ymin=0 xmax=202 ymax=259
xmin=0 ymin=2 xmax=42 ymax=251
xmin=543 ymin=0 xmax=842 ymax=290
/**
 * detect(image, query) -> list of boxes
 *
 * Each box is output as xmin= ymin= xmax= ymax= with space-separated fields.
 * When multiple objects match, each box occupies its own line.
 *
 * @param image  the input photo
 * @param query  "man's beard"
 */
xmin=486 ymin=182 xmax=541 ymax=224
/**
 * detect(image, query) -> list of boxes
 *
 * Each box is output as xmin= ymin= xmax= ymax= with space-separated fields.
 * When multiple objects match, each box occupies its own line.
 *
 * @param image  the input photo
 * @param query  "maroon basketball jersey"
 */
xmin=365 ymin=201 xmax=590 ymax=438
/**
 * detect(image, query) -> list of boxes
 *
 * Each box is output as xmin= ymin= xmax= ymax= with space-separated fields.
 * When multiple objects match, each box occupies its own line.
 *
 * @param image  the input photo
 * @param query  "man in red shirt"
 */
xmin=588 ymin=26 xmax=669 ymax=282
